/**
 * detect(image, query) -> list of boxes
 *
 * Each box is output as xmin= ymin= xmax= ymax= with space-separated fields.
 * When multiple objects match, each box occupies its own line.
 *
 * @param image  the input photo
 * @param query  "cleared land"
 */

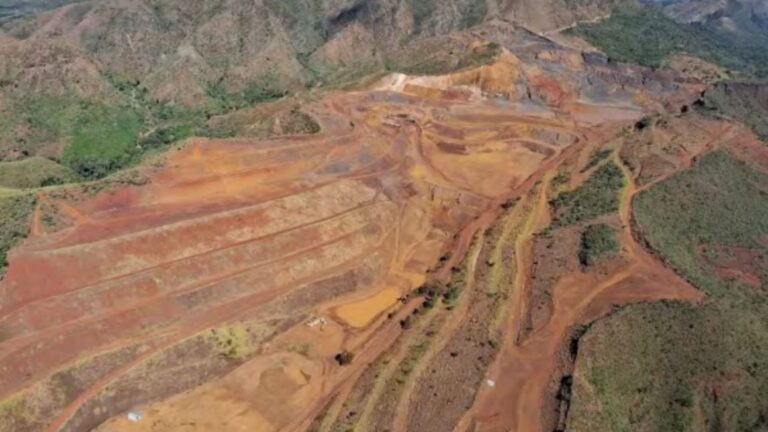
xmin=0 ymin=46 xmax=594 ymax=431
xmin=0 ymin=29 xmax=754 ymax=432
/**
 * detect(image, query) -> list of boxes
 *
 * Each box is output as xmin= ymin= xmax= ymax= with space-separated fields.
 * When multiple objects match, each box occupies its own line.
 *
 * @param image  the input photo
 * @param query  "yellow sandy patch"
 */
xmin=335 ymin=287 xmax=401 ymax=328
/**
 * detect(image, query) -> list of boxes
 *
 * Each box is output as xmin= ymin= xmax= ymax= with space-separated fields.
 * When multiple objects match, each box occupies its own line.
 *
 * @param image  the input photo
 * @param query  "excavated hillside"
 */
xmin=0 ymin=17 xmax=725 ymax=430
xmin=1 ymin=2 xmax=767 ymax=432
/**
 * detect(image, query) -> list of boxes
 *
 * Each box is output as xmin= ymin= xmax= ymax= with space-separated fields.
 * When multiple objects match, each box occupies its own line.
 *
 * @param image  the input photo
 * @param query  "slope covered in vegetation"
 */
xmin=569 ymin=152 xmax=768 ymax=431
xmin=570 ymin=7 xmax=768 ymax=78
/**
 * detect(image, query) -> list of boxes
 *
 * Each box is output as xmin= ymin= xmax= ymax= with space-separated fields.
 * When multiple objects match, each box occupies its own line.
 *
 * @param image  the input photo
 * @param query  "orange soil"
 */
xmin=0 ymin=51 xmax=709 ymax=432
xmin=0 ymin=56 xmax=630 ymax=432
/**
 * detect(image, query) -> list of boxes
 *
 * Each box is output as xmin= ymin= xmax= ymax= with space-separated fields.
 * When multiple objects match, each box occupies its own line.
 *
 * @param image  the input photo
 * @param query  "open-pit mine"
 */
xmin=2 ymin=30 xmax=751 ymax=432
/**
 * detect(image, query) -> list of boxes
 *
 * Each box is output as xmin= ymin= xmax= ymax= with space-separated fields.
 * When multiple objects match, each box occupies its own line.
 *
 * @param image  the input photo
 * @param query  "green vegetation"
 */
xmin=271 ymin=0 xmax=328 ymax=54
xmin=206 ymin=76 xmax=288 ymax=114
xmin=0 ymin=393 xmax=32 ymax=432
xmin=702 ymin=82 xmax=768 ymax=140
xmin=578 ymin=224 xmax=619 ymax=266
xmin=551 ymin=162 xmax=624 ymax=227
xmin=0 ymin=157 xmax=77 ymax=189
xmin=406 ymin=0 xmax=437 ymax=33
xmin=406 ymin=0 xmax=486 ymax=33
xmin=0 ymin=194 xmax=36 ymax=275
xmin=3 ymin=93 xmax=149 ymax=181
xmin=280 ymin=108 xmax=321 ymax=135
xmin=582 ymin=149 xmax=612 ymax=172
xmin=570 ymin=8 xmax=768 ymax=78
xmin=61 ymin=103 xmax=143 ymax=179
xmin=552 ymin=170 xmax=570 ymax=188
xmin=1 ymin=72 xmax=293 ymax=183
xmin=19 ymin=95 xmax=83 ymax=144
xmin=208 ymin=325 xmax=254 ymax=360
xmin=569 ymin=151 xmax=768 ymax=431
xmin=416 ymin=271 xmax=464 ymax=311
xmin=138 ymin=124 xmax=196 ymax=150
xmin=460 ymin=0 xmax=487 ymax=29
xmin=0 ymin=94 xmax=86 ymax=158
xmin=635 ymin=151 xmax=768 ymax=298
xmin=570 ymin=299 xmax=768 ymax=432
xmin=397 ymin=341 xmax=429 ymax=382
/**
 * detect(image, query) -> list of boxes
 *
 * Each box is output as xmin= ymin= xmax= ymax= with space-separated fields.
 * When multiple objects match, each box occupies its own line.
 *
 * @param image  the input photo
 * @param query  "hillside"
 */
xmin=0 ymin=0 xmax=83 ymax=23
xmin=0 ymin=0 xmax=636 ymax=167
xmin=569 ymin=6 xmax=768 ymax=77
xmin=0 ymin=0 xmax=488 ymax=164
xmin=0 ymin=1 xmax=767 ymax=432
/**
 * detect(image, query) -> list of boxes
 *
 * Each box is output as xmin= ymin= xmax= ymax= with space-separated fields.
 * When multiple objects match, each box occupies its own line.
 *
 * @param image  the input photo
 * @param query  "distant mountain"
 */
xmin=663 ymin=0 xmax=768 ymax=25
xmin=0 ymin=0 xmax=83 ymax=23
xmin=570 ymin=0 xmax=768 ymax=79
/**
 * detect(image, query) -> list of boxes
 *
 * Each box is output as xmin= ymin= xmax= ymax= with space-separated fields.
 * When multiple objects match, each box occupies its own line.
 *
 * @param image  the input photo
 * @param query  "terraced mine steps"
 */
xmin=0 ymin=45 xmax=723 ymax=432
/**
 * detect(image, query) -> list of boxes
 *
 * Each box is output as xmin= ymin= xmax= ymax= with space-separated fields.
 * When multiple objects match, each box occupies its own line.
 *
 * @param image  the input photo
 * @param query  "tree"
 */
xmin=335 ymin=350 xmax=355 ymax=366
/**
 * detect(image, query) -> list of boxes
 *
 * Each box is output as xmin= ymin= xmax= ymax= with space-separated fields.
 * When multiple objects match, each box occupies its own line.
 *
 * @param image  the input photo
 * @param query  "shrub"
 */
xmin=206 ymin=76 xmax=288 ymax=114
xmin=551 ymin=162 xmax=624 ymax=227
xmin=552 ymin=171 xmax=570 ymax=187
xmin=0 ymin=157 xmax=78 ymax=189
xmin=578 ymin=224 xmax=619 ymax=266
xmin=335 ymin=350 xmax=355 ymax=366
xmin=634 ymin=151 xmax=768 ymax=297
xmin=582 ymin=149 xmax=613 ymax=172
xmin=280 ymin=109 xmax=321 ymax=135
xmin=461 ymin=0 xmax=488 ymax=29
xmin=634 ymin=117 xmax=652 ymax=131
xmin=406 ymin=0 xmax=437 ymax=33
xmin=139 ymin=124 xmax=195 ymax=149
xmin=702 ymin=82 xmax=768 ymax=140
xmin=61 ymin=103 xmax=143 ymax=179
xmin=208 ymin=326 xmax=253 ymax=360
xmin=0 ymin=194 xmax=36 ymax=276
